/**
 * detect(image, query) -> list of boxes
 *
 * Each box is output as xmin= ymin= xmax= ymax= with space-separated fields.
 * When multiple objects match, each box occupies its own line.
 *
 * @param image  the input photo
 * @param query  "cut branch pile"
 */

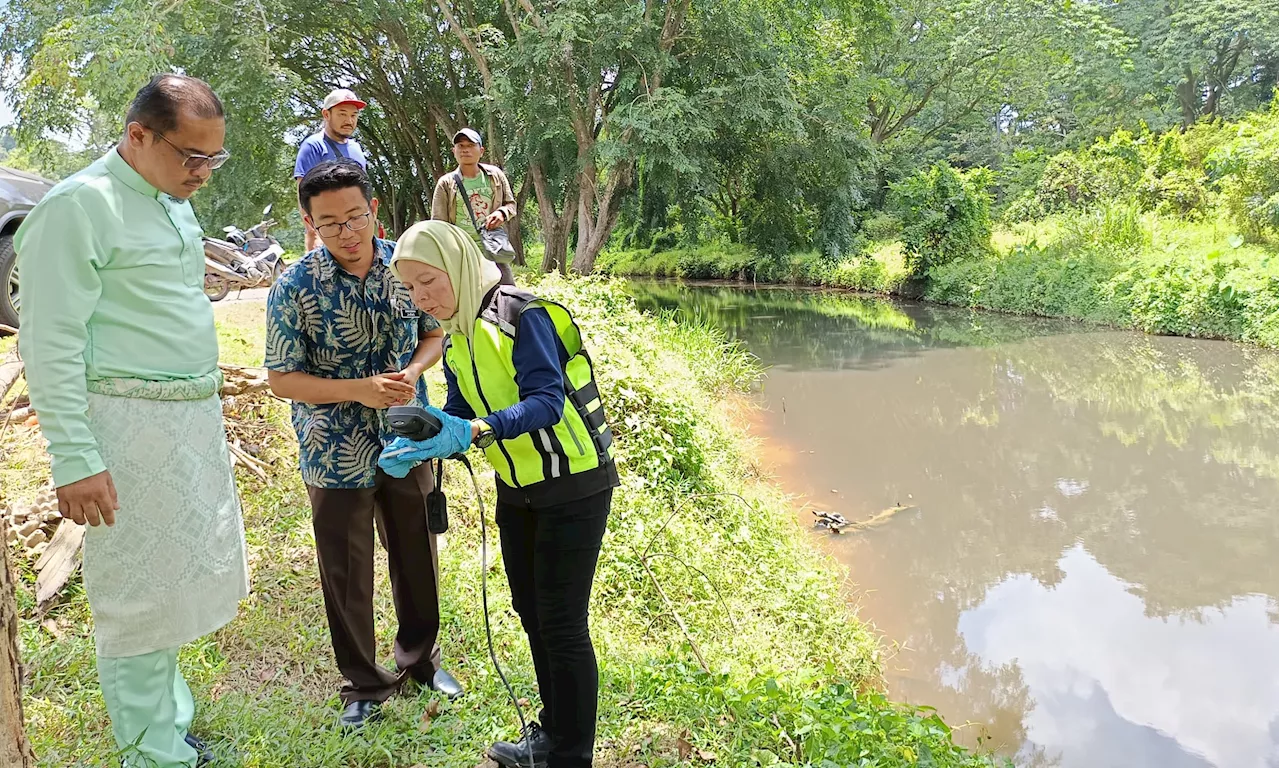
xmin=0 ymin=352 xmax=284 ymax=607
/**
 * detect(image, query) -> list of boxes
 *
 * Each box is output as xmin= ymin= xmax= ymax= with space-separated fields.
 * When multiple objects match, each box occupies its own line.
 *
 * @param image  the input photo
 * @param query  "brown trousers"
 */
xmin=307 ymin=465 xmax=442 ymax=704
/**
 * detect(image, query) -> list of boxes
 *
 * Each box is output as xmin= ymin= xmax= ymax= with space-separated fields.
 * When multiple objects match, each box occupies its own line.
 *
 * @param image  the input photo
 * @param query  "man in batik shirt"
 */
xmin=265 ymin=160 xmax=463 ymax=729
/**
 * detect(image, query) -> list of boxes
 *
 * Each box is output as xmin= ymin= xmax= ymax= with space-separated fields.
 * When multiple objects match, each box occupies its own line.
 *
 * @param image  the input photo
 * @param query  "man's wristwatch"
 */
xmin=473 ymin=420 xmax=497 ymax=449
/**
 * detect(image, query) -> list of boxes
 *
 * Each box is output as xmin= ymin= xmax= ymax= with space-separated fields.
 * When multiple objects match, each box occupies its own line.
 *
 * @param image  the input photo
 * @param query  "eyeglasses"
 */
xmin=314 ymin=211 xmax=373 ymax=238
xmin=153 ymin=131 xmax=231 ymax=170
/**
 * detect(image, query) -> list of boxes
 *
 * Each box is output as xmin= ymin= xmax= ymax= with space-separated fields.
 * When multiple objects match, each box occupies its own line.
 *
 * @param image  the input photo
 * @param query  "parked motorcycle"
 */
xmin=203 ymin=204 xmax=286 ymax=301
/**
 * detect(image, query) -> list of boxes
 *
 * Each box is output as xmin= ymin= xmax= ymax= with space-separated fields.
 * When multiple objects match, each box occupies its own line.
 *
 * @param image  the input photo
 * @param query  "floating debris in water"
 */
xmin=812 ymin=505 xmax=918 ymax=534
xmin=812 ymin=509 xmax=850 ymax=532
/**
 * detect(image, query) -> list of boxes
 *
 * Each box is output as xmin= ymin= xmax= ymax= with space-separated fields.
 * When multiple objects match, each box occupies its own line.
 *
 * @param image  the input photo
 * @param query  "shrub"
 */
xmin=1105 ymin=249 xmax=1278 ymax=342
xmin=1061 ymin=203 xmax=1151 ymax=255
xmin=862 ymin=212 xmax=903 ymax=241
xmin=650 ymin=228 xmax=680 ymax=253
xmin=1037 ymin=153 xmax=1098 ymax=211
xmin=1132 ymin=131 xmax=1212 ymax=218
xmin=1207 ymin=106 xmax=1279 ymax=243
xmin=1139 ymin=167 xmax=1210 ymax=218
xmin=892 ymin=163 xmax=994 ymax=276
xmin=1002 ymin=190 xmax=1048 ymax=223
xmin=1035 ymin=131 xmax=1146 ymax=215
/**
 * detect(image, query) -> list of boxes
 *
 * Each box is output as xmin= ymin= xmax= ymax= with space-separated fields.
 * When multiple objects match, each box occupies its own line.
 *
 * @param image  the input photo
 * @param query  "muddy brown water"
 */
xmin=627 ymin=281 xmax=1279 ymax=768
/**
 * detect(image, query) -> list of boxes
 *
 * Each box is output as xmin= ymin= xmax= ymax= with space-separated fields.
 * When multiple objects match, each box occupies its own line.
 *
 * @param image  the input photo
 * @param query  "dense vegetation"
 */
xmin=2 ymin=280 xmax=1006 ymax=766
xmin=599 ymin=108 xmax=1279 ymax=345
xmin=1 ymin=0 xmax=1275 ymax=278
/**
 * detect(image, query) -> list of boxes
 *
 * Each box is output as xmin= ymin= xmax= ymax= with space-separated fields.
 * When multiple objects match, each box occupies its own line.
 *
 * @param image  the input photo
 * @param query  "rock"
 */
xmin=24 ymin=529 xmax=47 ymax=547
xmin=16 ymin=519 xmax=40 ymax=537
xmin=30 ymin=542 xmax=47 ymax=558
xmin=5 ymin=528 xmax=17 ymax=544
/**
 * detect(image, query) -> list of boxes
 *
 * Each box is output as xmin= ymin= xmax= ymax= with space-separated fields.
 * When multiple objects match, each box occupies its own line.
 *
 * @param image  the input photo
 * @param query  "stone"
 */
xmin=15 ymin=519 xmax=39 ymax=538
xmin=24 ymin=530 xmax=47 ymax=547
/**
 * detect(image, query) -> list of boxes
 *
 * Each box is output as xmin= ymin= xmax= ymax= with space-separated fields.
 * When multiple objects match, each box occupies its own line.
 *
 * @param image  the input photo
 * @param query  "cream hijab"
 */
xmin=390 ymin=220 xmax=502 ymax=340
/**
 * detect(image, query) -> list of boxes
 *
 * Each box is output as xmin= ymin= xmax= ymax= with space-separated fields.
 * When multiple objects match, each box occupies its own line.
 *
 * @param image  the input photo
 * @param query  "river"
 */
xmin=626 ymin=281 xmax=1280 ymax=768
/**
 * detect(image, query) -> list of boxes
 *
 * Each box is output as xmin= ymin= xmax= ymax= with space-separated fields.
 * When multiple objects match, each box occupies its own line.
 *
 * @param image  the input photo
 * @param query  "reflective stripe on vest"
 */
xmin=444 ymin=288 xmax=613 ymax=489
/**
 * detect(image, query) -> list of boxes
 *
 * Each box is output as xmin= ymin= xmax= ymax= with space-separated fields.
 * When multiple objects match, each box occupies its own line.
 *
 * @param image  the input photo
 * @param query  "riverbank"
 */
xmin=4 ymin=278 xmax=1003 ymax=766
xmin=596 ymin=211 xmax=1278 ymax=348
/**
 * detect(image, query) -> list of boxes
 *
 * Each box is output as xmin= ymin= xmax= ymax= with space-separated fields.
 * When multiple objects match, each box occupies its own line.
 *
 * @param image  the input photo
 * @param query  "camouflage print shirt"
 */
xmin=265 ymin=239 xmax=439 ymax=488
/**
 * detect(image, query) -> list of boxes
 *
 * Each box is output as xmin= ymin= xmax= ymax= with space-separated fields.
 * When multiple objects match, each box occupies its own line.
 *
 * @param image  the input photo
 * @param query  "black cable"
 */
xmin=456 ymin=455 xmax=536 ymax=768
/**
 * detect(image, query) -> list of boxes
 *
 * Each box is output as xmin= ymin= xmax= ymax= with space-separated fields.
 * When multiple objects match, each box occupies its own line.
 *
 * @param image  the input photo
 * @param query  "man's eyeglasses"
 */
xmin=153 ymin=131 xmax=231 ymax=170
xmin=314 ymin=211 xmax=373 ymax=239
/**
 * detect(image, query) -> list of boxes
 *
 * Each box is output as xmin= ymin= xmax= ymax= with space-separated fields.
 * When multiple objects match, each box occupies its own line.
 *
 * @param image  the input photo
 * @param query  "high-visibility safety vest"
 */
xmin=444 ymin=286 xmax=618 ymax=506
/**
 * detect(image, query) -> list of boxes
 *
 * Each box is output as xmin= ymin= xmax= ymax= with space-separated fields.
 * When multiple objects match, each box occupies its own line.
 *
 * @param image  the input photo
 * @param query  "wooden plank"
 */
xmin=34 ymin=522 xmax=86 ymax=609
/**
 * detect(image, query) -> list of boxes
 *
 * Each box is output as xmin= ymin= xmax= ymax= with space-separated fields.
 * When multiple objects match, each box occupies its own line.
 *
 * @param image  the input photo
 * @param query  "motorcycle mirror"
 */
xmin=263 ymin=204 xmax=273 ymax=216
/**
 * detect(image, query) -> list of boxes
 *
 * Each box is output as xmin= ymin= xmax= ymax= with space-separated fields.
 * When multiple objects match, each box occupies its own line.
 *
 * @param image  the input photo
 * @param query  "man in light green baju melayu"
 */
xmin=15 ymin=74 xmax=248 ymax=767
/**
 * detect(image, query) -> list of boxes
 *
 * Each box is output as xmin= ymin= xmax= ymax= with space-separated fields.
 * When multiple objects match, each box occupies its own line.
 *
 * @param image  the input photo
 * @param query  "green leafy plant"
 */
xmin=892 ymin=163 xmax=994 ymax=277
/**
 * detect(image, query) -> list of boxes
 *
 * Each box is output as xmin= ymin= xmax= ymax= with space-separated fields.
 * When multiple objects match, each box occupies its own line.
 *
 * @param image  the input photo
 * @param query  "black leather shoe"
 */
xmin=339 ymin=700 xmax=383 ymax=730
xmin=185 ymin=733 xmax=215 ymax=767
xmin=429 ymin=668 xmax=465 ymax=700
xmin=488 ymin=722 xmax=553 ymax=768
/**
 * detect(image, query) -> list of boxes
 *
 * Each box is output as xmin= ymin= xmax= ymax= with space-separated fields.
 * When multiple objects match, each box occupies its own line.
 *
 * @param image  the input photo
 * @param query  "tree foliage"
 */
xmin=0 ymin=0 xmax=1274 ymax=267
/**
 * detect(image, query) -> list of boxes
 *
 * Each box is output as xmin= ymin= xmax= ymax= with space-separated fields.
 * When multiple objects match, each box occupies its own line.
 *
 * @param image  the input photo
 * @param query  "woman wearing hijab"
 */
xmin=381 ymin=220 xmax=619 ymax=768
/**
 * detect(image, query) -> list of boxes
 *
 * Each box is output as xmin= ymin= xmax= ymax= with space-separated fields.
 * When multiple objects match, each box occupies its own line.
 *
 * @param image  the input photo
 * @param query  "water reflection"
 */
xmin=961 ymin=546 xmax=1277 ymax=768
xmin=628 ymin=281 xmax=1280 ymax=768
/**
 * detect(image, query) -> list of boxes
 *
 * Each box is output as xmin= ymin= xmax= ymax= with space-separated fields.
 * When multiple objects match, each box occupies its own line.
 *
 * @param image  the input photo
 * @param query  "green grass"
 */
xmin=7 ymin=278 xmax=1003 ymax=767
xmin=929 ymin=209 xmax=1278 ymax=346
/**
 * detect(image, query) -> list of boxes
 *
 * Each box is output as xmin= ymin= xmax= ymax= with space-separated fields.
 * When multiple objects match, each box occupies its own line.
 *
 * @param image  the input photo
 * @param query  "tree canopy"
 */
xmin=1 ymin=0 xmax=1274 ymax=270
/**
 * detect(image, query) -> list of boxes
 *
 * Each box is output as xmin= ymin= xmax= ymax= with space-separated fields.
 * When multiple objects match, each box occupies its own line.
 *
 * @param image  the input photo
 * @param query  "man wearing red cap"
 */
xmin=295 ymin=88 xmax=370 ymax=251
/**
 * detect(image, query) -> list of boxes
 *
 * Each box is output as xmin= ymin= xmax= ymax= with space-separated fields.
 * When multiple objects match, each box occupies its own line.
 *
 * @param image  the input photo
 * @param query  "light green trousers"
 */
xmin=97 ymin=647 xmax=198 ymax=768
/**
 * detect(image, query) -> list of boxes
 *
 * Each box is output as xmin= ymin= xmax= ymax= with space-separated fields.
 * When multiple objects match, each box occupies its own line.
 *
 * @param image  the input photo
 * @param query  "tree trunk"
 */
xmin=1177 ymin=64 xmax=1201 ymax=128
xmin=510 ymin=178 xmax=531 ymax=266
xmin=571 ymin=161 xmax=633 ymax=275
xmin=0 ymin=541 xmax=32 ymax=768
xmin=530 ymin=159 xmax=577 ymax=274
xmin=0 ymin=352 xmax=34 ymax=767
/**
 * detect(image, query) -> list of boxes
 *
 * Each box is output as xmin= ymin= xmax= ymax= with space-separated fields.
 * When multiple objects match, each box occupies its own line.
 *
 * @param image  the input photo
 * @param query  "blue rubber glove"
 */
xmin=377 ymin=407 xmax=474 ymax=478
xmin=378 ymin=436 xmax=428 ymax=479
xmin=423 ymin=406 xmax=473 ymax=457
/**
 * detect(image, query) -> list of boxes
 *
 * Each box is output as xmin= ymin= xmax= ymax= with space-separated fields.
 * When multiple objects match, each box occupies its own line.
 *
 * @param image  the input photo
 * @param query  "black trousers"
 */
xmin=307 ymin=465 xmax=442 ymax=704
xmin=497 ymin=488 xmax=612 ymax=768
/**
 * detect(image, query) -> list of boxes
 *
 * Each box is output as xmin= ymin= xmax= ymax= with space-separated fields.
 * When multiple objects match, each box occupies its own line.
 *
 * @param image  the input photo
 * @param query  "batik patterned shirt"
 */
xmin=265 ymin=239 xmax=438 ymax=488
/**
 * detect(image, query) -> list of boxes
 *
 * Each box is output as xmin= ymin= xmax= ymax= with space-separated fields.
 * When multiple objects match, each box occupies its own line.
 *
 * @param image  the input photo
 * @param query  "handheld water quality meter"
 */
xmin=387 ymin=404 xmax=443 ymax=441
xmin=386 ymin=405 xmax=448 ymax=534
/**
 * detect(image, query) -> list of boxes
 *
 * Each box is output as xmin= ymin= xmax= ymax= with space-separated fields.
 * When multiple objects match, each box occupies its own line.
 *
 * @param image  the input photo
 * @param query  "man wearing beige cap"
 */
xmin=295 ymin=88 xmax=369 ymax=251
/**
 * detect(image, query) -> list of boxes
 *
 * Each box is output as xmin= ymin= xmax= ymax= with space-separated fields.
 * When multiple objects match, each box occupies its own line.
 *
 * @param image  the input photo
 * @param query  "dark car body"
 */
xmin=0 ymin=165 xmax=57 ymax=328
